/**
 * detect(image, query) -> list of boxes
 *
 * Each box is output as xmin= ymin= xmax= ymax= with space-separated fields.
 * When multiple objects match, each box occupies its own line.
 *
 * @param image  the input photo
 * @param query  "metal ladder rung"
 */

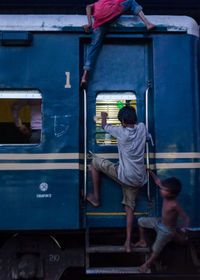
xmin=86 ymin=245 xmax=150 ymax=253
xmin=86 ymin=266 xmax=151 ymax=274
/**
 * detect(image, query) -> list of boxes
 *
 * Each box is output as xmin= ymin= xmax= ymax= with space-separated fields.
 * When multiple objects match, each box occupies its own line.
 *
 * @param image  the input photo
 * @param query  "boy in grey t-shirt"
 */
xmin=87 ymin=105 xmax=148 ymax=252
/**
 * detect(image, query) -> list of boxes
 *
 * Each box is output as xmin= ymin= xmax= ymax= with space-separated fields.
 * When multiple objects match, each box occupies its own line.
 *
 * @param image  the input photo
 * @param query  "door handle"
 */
xmin=145 ymin=86 xmax=151 ymax=201
xmin=84 ymin=89 xmax=87 ymax=200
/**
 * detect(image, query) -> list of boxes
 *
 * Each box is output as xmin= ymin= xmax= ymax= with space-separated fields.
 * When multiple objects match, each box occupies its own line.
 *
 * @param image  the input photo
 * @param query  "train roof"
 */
xmin=0 ymin=15 xmax=198 ymax=37
xmin=0 ymin=1 xmax=200 ymax=25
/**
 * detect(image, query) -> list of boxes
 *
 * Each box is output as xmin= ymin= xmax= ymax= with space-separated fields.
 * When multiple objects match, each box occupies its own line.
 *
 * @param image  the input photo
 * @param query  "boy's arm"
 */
xmin=146 ymin=131 xmax=154 ymax=146
xmin=102 ymin=112 xmax=121 ymax=139
xmin=101 ymin=112 xmax=107 ymax=128
xmin=82 ymin=5 xmax=94 ymax=33
xmin=147 ymin=169 xmax=162 ymax=188
xmin=11 ymin=100 xmax=31 ymax=135
xmin=11 ymin=100 xmax=28 ymax=128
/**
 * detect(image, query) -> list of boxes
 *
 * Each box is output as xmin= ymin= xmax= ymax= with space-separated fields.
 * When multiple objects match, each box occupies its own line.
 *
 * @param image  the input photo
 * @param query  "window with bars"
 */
xmin=95 ymin=92 xmax=137 ymax=145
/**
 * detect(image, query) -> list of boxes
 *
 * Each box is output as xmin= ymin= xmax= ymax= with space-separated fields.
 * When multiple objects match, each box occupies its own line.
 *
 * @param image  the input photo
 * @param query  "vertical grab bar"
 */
xmin=145 ymin=87 xmax=151 ymax=201
xmin=84 ymin=89 xmax=87 ymax=200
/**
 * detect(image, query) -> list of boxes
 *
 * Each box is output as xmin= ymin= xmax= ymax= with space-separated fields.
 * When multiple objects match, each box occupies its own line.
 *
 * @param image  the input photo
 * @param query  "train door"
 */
xmin=84 ymin=38 xmax=156 ymax=227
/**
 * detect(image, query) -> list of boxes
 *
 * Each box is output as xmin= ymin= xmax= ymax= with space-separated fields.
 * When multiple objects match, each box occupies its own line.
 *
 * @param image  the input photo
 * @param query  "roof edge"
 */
xmin=0 ymin=14 xmax=198 ymax=37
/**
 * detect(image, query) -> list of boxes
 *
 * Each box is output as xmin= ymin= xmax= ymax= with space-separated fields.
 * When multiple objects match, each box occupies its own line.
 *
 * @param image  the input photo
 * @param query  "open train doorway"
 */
xmin=83 ymin=38 xmax=156 ymax=228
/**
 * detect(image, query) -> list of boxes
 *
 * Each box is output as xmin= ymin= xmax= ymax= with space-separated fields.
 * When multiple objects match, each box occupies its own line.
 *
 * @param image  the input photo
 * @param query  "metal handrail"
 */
xmin=84 ymin=89 xmax=87 ymax=200
xmin=145 ymin=86 xmax=151 ymax=201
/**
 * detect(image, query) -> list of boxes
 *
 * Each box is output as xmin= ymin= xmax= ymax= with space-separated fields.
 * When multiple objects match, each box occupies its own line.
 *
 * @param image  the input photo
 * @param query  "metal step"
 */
xmin=86 ymin=266 xmax=151 ymax=274
xmin=86 ymin=245 xmax=150 ymax=253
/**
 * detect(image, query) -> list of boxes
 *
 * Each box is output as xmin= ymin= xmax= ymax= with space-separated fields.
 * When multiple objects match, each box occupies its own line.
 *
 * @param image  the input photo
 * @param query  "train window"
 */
xmin=95 ymin=92 xmax=136 ymax=145
xmin=0 ymin=90 xmax=42 ymax=144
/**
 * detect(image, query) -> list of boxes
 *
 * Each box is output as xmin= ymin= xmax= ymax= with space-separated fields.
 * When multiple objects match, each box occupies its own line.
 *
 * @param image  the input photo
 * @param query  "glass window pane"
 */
xmin=95 ymin=92 xmax=137 ymax=145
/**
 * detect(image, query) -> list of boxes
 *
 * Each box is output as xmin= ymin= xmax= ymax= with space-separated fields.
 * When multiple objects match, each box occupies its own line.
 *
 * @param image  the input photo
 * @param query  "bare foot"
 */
xmin=134 ymin=240 xmax=147 ymax=248
xmin=86 ymin=193 xmax=100 ymax=207
xmin=80 ymin=77 xmax=87 ymax=89
xmin=88 ymin=151 xmax=96 ymax=159
xmin=138 ymin=263 xmax=151 ymax=273
xmin=80 ymin=70 xmax=89 ymax=89
xmin=146 ymin=23 xmax=156 ymax=31
xmin=124 ymin=241 xmax=132 ymax=253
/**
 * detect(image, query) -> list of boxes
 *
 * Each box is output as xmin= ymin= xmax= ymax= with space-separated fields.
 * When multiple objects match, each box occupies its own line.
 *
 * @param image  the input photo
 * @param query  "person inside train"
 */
xmin=87 ymin=105 xmax=148 ymax=252
xmin=80 ymin=0 xmax=156 ymax=88
xmin=11 ymin=99 xmax=42 ymax=144
xmin=134 ymin=169 xmax=190 ymax=273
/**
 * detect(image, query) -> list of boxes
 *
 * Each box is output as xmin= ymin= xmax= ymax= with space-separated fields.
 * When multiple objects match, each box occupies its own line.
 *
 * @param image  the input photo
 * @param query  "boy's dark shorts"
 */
xmin=92 ymin=157 xmax=140 ymax=210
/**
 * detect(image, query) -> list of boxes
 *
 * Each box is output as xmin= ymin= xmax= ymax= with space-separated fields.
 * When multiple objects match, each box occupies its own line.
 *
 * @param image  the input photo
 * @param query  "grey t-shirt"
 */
xmin=104 ymin=123 xmax=148 ymax=187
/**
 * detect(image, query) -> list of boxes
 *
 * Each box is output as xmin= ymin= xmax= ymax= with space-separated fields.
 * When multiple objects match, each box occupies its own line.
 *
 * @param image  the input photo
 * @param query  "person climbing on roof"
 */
xmin=80 ymin=0 xmax=156 ymax=88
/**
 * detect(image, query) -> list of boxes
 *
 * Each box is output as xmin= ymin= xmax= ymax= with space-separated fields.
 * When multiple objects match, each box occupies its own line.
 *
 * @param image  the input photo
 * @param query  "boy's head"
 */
xmin=118 ymin=105 xmax=137 ymax=125
xmin=161 ymin=177 xmax=182 ymax=197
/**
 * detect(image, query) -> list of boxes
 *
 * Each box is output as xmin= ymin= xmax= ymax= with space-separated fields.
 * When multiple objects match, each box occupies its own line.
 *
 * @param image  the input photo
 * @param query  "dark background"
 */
xmin=0 ymin=0 xmax=199 ymax=24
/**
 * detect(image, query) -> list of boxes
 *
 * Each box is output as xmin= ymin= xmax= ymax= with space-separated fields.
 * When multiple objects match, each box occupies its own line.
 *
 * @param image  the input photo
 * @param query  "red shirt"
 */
xmin=92 ymin=0 xmax=125 ymax=29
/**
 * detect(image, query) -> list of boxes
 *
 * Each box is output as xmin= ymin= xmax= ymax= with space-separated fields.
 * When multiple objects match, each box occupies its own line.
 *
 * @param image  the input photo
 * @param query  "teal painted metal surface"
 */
xmin=0 ymin=19 xmax=198 ymax=230
xmin=84 ymin=31 xmax=200 ymax=227
xmin=0 ymin=33 xmax=81 ymax=230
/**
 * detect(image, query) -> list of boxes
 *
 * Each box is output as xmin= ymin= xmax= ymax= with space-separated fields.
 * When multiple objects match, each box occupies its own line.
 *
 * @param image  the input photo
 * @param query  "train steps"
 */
xmin=85 ymin=229 xmax=151 ymax=274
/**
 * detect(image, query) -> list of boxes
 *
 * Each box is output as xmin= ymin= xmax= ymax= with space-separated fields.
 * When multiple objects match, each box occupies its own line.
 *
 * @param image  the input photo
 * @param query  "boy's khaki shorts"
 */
xmin=92 ymin=157 xmax=140 ymax=210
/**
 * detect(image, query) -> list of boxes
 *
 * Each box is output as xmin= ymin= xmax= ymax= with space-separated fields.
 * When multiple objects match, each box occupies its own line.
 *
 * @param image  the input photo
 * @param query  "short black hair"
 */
xmin=162 ymin=177 xmax=182 ymax=196
xmin=118 ymin=105 xmax=137 ymax=125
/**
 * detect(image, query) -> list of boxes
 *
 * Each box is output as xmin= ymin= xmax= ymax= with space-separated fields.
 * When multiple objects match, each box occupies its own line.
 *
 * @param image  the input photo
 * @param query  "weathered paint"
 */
xmin=0 ymin=15 xmax=198 ymax=37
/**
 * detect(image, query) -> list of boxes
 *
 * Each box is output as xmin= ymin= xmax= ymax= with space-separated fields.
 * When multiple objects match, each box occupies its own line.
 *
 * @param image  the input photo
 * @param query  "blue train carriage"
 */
xmin=0 ymin=14 xmax=198 ymax=278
